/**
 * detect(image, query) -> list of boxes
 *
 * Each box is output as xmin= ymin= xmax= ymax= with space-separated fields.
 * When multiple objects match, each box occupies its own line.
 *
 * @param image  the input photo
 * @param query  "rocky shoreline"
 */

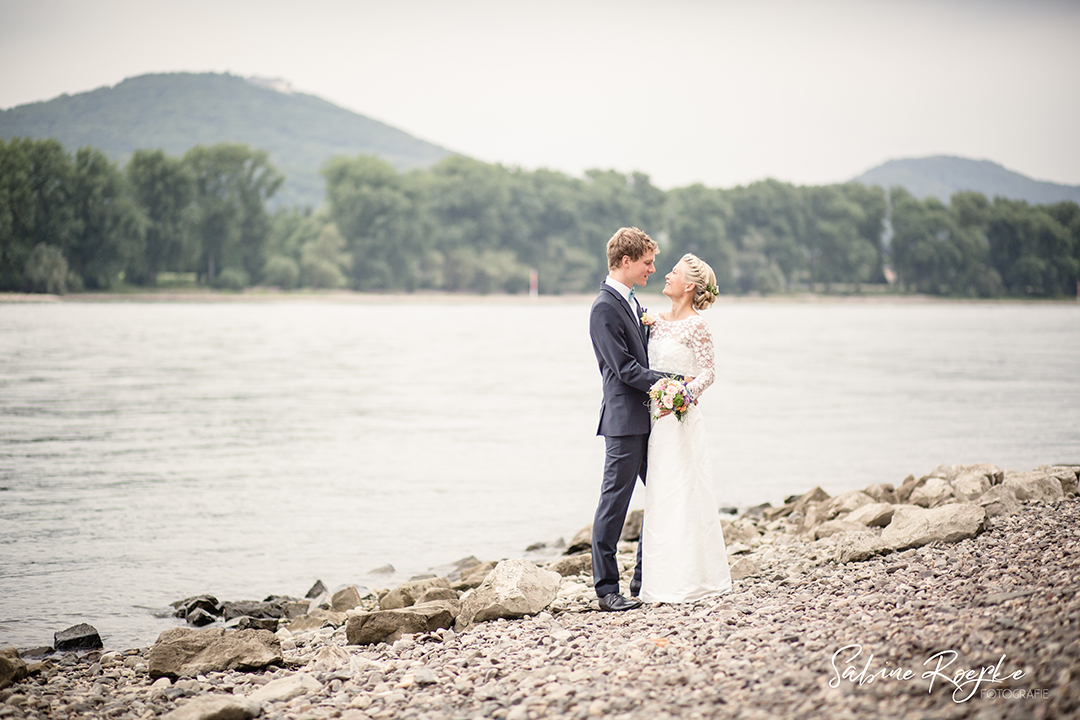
xmin=2 ymin=463 xmax=1078 ymax=719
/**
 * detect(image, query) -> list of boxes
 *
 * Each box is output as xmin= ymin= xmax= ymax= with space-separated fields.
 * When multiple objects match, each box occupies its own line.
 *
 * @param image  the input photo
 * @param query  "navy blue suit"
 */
xmin=589 ymin=283 xmax=668 ymax=598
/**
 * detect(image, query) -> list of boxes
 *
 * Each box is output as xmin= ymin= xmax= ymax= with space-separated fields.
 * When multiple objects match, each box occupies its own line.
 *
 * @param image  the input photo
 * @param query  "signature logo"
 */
xmin=829 ymin=644 xmax=1027 ymax=703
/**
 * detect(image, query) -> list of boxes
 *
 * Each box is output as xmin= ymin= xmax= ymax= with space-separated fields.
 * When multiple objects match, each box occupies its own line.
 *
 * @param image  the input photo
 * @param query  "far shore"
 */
xmin=3 ymin=288 xmax=1078 ymax=306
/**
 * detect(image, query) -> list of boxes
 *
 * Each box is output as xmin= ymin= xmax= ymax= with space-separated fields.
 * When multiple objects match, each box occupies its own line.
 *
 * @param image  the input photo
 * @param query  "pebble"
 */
xmin=2 ymin=497 xmax=1077 ymax=719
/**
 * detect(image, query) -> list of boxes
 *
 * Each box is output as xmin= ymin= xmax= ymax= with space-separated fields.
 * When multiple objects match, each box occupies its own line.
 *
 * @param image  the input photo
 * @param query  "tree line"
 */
xmin=2 ymin=137 xmax=1078 ymax=298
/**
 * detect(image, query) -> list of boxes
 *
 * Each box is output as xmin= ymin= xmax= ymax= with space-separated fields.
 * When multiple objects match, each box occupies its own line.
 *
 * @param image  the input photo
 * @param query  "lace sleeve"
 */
xmin=686 ymin=317 xmax=715 ymax=399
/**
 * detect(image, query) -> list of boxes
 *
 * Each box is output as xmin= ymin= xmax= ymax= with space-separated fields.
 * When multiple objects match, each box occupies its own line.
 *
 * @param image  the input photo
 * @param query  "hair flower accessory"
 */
xmin=705 ymin=283 xmax=718 ymax=295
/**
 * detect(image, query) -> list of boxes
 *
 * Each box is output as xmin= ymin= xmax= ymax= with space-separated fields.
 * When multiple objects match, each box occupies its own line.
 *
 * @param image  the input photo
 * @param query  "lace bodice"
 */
xmin=648 ymin=315 xmax=715 ymax=399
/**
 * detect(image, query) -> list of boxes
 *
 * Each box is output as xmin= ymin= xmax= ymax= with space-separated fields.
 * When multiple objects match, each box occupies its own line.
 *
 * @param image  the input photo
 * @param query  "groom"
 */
xmin=589 ymin=227 xmax=670 ymax=612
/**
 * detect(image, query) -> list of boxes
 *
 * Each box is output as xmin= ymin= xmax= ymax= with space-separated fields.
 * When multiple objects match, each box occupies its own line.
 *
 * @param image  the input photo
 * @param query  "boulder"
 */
xmin=331 ymin=586 xmax=365 ymax=612
xmin=186 ymin=608 xmax=217 ymax=627
xmin=824 ymin=490 xmax=875 ymax=520
xmin=172 ymin=595 xmax=222 ymax=620
xmin=880 ymin=503 xmax=986 ymax=551
xmin=720 ymin=517 xmax=762 ymax=545
xmin=285 ymin=609 xmax=346 ymax=633
xmin=1010 ymin=471 xmax=1054 ymax=499
xmin=233 ymin=617 xmax=278 ymax=632
xmin=452 ymin=561 xmax=498 ymax=591
xmin=147 ymin=627 xmax=282 ymax=679
xmin=415 ymin=587 xmax=459 ymax=604
xmin=221 ymin=600 xmax=284 ymax=622
xmin=162 ymin=694 xmax=260 ymax=720
xmin=380 ymin=577 xmax=451 ymax=610
xmin=978 ymin=485 xmax=1022 ymax=518
xmin=862 ymin=483 xmax=897 ymax=504
xmin=620 ymin=509 xmax=644 ymax=542
xmin=1004 ymin=470 xmax=1066 ymax=503
xmin=797 ymin=500 xmax=829 ymax=536
xmin=546 ymin=553 xmax=592 ymax=578
xmin=812 ymin=519 xmax=866 ymax=540
xmin=0 ymin=647 xmax=28 ymax=690
xmin=950 ymin=471 xmax=992 ymax=502
xmin=894 ymin=474 xmax=921 ymax=503
xmin=455 ymin=559 xmax=562 ymax=631
xmin=247 ymin=672 xmax=323 ymax=704
xmin=908 ymin=477 xmax=954 ymax=508
xmin=844 ymin=502 xmax=895 ymax=528
xmin=305 ymin=581 xmax=328 ymax=599
xmin=834 ymin=530 xmax=887 ymax=564
xmin=952 ymin=462 xmax=1003 ymax=485
xmin=729 ymin=557 xmax=759 ymax=580
xmin=54 ymin=623 xmax=103 ymax=651
xmin=1038 ymin=465 xmax=1079 ymax=495
xmin=564 ymin=525 xmax=592 ymax=555
xmin=345 ymin=601 xmax=456 ymax=646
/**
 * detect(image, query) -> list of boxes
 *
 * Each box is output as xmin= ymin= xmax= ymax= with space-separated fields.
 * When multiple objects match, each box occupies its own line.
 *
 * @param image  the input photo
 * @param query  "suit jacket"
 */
xmin=590 ymin=283 xmax=666 ymax=437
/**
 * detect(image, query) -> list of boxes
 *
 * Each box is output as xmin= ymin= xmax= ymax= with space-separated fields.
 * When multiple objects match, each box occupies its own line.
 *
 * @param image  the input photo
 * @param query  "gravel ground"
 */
xmin=2 ymin=497 xmax=1077 ymax=720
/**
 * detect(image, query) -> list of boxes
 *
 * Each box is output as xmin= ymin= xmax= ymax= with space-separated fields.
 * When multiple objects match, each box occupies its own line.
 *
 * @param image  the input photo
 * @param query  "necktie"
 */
xmin=628 ymin=287 xmax=636 ymax=305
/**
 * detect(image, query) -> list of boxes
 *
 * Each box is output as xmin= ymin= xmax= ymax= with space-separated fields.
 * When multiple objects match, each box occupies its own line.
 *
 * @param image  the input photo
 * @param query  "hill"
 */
xmin=0 ymin=72 xmax=455 ymax=208
xmin=851 ymin=155 xmax=1080 ymax=205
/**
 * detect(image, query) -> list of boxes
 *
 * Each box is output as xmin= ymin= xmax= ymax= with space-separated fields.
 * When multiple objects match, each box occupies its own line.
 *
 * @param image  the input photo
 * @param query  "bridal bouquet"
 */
xmin=648 ymin=377 xmax=693 ymax=422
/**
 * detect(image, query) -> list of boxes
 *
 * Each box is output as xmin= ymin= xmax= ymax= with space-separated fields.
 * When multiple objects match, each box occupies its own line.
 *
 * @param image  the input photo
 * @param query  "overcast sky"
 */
xmin=2 ymin=0 xmax=1078 ymax=189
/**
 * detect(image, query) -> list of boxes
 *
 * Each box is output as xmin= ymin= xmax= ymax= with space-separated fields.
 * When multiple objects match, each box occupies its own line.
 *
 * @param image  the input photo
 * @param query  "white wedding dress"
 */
xmin=640 ymin=314 xmax=732 ymax=603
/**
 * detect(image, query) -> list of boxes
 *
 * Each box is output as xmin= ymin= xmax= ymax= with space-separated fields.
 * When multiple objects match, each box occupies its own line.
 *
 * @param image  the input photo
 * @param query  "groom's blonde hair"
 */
xmin=607 ymin=227 xmax=658 ymax=270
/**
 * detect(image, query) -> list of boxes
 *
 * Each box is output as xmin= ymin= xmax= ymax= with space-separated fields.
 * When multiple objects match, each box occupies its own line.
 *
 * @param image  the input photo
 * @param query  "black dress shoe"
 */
xmin=599 ymin=593 xmax=643 ymax=612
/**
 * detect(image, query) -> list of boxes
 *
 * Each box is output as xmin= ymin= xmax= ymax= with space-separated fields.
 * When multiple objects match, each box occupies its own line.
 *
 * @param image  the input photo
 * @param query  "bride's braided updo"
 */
xmin=681 ymin=253 xmax=719 ymax=311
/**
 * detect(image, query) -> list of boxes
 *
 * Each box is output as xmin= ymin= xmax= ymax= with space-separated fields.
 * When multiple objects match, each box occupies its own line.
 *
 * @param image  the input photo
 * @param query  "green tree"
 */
xmin=184 ymin=143 xmax=283 ymax=285
xmin=301 ymin=223 xmax=350 ymax=289
xmin=65 ymin=147 xmax=143 ymax=289
xmin=323 ymin=154 xmax=426 ymax=290
xmin=0 ymin=138 xmax=75 ymax=291
xmin=987 ymin=199 xmax=1077 ymax=297
xmin=126 ymin=149 xmax=196 ymax=285
xmin=663 ymin=184 xmax=735 ymax=292
xmin=25 ymin=243 xmax=68 ymax=294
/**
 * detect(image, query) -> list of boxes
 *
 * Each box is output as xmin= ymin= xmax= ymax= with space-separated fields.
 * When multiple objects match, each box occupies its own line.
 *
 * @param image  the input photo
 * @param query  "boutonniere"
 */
xmin=640 ymin=310 xmax=656 ymax=326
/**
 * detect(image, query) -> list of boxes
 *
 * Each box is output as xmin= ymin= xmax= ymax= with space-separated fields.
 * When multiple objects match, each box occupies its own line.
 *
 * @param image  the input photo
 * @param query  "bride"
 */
xmin=639 ymin=253 xmax=732 ymax=603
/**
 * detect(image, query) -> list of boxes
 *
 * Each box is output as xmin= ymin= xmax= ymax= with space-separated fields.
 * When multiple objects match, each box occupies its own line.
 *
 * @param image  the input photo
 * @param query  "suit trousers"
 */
xmin=592 ymin=433 xmax=647 ymax=598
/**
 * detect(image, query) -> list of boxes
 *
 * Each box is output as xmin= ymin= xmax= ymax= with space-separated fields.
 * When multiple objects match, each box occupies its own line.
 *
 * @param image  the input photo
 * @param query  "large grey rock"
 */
xmin=247 ymin=672 xmax=323 ymax=704
xmin=452 ymin=561 xmax=498 ymax=591
xmin=546 ymin=553 xmax=592 ymax=578
xmin=880 ymin=503 xmax=986 ymax=551
xmin=844 ymin=502 xmax=895 ymax=528
xmin=1004 ymin=470 xmax=1066 ymax=503
xmin=331 ymin=586 xmax=365 ymax=611
xmin=950 ymin=462 xmax=1003 ymax=485
xmin=729 ymin=557 xmax=759 ymax=580
xmin=862 ymin=483 xmax=897 ymax=504
xmin=978 ymin=485 xmax=1022 ymax=518
xmin=1038 ymin=465 xmax=1079 ymax=495
xmin=221 ymin=600 xmax=283 ymax=622
xmin=564 ymin=525 xmax=593 ymax=555
xmin=834 ymin=530 xmax=887 ymax=564
xmin=813 ymin=519 xmax=866 ymax=540
xmin=0 ymin=647 xmax=28 ymax=690
xmin=162 ymin=694 xmax=260 ymax=720
xmin=455 ymin=559 xmax=562 ymax=631
xmin=148 ymin=627 xmax=282 ymax=679
xmin=721 ymin=517 xmax=762 ymax=545
xmin=54 ymin=623 xmax=103 ymax=651
xmin=908 ymin=478 xmax=954 ymax=508
xmin=620 ymin=509 xmax=644 ymax=542
xmin=380 ymin=577 xmax=451 ymax=610
xmin=824 ymin=490 xmax=876 ymax=520
xmin=285 ymin=609 xmax=346 ymax=633
xmin=951 ymin=472 xmax=992 ymax=502
xmin=172 ymin=595 xmax=222 ymax=620
xmin=346 ymin=601 xmax=456 ymax=645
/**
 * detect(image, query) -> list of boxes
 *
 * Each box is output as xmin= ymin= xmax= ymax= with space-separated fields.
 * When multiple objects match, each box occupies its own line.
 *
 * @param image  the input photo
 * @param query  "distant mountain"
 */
xmin=851 ymin=156 xmax=1080 ymax=206
xmin=0 ymin=72 xmax=456 ymax=208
